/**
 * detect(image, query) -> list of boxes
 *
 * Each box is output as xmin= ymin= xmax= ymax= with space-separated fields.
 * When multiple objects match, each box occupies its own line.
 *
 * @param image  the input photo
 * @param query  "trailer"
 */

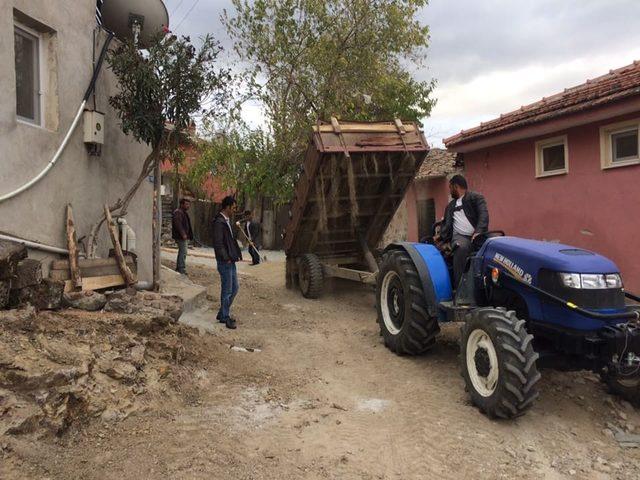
xmin=284 ymin=118 xmax=429 ymax=298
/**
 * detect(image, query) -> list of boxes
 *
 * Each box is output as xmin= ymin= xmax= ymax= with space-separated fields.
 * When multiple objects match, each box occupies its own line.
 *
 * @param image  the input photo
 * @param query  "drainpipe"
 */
xmin=0 ymin=233 xmax=69 ymax=255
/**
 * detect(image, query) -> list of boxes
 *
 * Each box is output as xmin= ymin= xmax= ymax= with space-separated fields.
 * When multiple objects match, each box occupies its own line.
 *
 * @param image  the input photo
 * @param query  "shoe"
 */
xmin=216 ymin=313 xmax=225 ymax=323
xmin=225 ymin=318 xmax=237 ymax=329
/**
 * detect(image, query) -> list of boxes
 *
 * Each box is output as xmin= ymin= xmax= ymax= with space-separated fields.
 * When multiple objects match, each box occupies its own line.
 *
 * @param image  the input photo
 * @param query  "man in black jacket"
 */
xmin=213 ymin=196 xmax=243 ymax=329
xmin=172 ymin=198 xmax=194 ymax=275
xmin=438 ymin=175 xmax=489 ymax=287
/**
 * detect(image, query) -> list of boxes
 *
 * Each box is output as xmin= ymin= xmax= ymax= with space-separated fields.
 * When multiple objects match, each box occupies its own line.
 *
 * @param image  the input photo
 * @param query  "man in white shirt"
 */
xmin=438 ymin=175 xmax=489 ymax=287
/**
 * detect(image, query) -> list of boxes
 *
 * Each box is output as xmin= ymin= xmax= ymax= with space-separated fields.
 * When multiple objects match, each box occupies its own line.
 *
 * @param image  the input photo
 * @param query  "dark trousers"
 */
xmin=176 ymin=239 xmax=188 ymax=274
xmin=452 ymin=232 xmax=472 ymax=288
xmin=217 ymin=261 xmax=239 ymax=320
xmin=248 ymin=245 xmax=261 ymax=265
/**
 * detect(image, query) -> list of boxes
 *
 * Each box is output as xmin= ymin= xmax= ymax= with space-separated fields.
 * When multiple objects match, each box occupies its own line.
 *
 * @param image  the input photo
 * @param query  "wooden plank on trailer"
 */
xmin=322 ymin=264 xmax=377 ymax=284
xmin=313 ymin=124 xmax=417 ymax=133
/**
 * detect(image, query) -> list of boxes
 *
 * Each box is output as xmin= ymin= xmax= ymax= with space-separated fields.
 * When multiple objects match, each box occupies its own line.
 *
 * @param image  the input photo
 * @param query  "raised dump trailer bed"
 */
xmin=284 ymin=118 xmax=429 ymax=298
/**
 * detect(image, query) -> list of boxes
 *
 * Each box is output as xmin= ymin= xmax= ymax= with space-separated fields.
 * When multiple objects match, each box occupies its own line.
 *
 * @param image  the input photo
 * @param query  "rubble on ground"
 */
xmin=104 ymin=290 xmax=183 ymax=320
xmin=0 ymin=298 xmax=215 ymax=438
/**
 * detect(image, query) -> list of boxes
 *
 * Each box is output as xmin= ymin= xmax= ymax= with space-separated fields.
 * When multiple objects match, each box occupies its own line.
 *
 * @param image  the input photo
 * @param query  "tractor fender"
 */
xmin=384 ymin=243 xmax=453 ymax=316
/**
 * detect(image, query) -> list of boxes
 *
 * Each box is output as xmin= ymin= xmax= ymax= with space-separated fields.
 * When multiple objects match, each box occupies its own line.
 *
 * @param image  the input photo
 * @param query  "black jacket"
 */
xmin=213 ymin=213 xmax=242 ymax=262
xmin=440 ymin=191 xmax=489 ymax=242
xmin=172 ymin=208 xmax=193 ymax=241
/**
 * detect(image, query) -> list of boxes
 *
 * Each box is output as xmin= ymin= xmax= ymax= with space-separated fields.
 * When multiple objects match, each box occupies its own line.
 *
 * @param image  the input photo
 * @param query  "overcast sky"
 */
xmin=164 ymin=0 xmax=640 ymax=147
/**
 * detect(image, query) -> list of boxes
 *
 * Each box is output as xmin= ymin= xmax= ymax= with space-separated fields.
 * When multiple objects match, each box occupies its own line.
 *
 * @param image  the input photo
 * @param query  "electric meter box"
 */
xmin=83 ymin=110 xmax=105 ymax=145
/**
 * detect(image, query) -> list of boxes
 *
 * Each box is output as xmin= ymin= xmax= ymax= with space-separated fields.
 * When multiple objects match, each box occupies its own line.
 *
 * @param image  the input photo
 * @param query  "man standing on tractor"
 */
xmin=438 ymin=175 xmax=489 ymax=287
xmin=213 ymin=196 xmax=243 ymax=329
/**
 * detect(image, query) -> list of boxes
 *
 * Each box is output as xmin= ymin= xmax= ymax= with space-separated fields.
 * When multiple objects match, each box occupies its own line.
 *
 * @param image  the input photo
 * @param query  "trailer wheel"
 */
xmin=376 ymin=250 xmax=440 ymax=355
xmin=601 ymin=367 xmax=640 ymax=406
xmin=460 ymin=308 xmax=541 ymax=419
xmin=298 ymin=254 xmax=323 ymax=298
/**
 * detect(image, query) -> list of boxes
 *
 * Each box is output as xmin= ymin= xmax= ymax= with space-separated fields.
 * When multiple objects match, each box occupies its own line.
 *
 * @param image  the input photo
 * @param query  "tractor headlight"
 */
xmin=558 ymin=273 xmax=622 ymax=289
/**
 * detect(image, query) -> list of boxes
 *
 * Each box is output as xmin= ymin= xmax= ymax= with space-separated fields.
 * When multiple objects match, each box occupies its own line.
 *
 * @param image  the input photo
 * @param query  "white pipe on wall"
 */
xmin=0 ymin=100 xmax=87 ymax=203
xmin=0 ymin=233 xmax=69 ymax=255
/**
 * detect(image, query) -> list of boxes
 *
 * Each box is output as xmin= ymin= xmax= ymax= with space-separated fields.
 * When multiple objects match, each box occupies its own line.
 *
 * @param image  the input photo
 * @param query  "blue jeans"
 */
xmin=176 ymin=240 xmax=188 ymax=274
xmin=217 ymin=261 xmax=239 ymax=320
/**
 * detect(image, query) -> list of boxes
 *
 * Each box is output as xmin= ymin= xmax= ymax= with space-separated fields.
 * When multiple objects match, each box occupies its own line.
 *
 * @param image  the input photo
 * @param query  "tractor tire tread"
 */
xmin=460 ymin=307 xmax=540 ymax=419
xmin=376 ymin=250 xmax=440 ymax=356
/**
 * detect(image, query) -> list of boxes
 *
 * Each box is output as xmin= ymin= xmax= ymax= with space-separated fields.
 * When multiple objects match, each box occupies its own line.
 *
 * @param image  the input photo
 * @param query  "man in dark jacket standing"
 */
xmin=438 ymin=175 xmax=489 ymax=287
xmin=172 ymin=198 xmax=194 ymax=275
xmin=213 ymin=196 xmax=243 ymax=329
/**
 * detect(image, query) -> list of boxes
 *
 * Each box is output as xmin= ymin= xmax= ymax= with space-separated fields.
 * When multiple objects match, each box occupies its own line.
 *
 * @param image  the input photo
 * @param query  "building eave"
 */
xmin=445 ymin=96 xmax=640 ymax=153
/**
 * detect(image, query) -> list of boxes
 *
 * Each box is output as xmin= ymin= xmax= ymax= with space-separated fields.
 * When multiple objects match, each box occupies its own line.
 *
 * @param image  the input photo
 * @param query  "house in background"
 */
xmin=0 ymin=0 xmax=159 ymax=281
xmin=382 ymin=148 xmax=460 ymax=245
xmin=444 ymin=60 xmax=640 ymax=291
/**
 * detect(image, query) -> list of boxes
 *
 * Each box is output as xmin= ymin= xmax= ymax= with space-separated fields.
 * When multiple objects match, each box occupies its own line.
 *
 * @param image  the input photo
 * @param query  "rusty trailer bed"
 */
xmin=284 ymin=118 xmax=429 ymax=298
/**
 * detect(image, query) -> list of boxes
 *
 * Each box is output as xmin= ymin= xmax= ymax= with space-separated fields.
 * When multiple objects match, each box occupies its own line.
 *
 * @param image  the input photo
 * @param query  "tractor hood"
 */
xmin=481 ymin=237 xmax=620 ymax=282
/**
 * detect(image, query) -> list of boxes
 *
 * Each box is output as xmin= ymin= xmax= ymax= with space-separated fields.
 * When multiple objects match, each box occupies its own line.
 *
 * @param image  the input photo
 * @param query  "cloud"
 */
xmin=164 ymin=0 xmax=640 ymax=147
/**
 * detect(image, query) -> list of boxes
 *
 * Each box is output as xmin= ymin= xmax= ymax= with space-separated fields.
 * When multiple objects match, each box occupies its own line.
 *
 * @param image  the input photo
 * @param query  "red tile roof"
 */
xmin=444 ymin=60 xmax=640 ymax=147
xmin=415 ymin=148 xmax=460 ymax=180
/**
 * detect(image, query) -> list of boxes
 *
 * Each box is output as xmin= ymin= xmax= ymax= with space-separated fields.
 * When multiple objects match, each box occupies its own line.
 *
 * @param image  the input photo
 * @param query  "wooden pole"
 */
xmin=104 ymin=205 xmax=136 ymax=286
xmin=66 ymin=204 xmax=83 ymax=290
xmin=152 ymin=158 xmax=162 ymax=290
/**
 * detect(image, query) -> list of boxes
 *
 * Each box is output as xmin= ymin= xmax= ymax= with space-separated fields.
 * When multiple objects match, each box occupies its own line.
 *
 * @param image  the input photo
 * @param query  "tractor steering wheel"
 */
xmin=471 ymin=230 xmax=506 ymax=250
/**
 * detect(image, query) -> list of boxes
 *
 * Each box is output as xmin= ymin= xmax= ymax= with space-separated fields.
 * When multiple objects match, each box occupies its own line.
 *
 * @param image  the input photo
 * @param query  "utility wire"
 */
xmin=171 ymin=0 xmax=186 ymax=15
xmin=174 ymin=0 xmax=201 ymax=32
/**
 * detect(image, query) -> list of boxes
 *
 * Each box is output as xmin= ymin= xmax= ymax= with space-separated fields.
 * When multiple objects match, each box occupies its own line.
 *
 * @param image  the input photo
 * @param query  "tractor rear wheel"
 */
xmin=602 ymin=366 xmax=640 ymax=406
xmin=376 ymin=250 xmax=440 ymax=355
xmin=298 ymin=254 xmax=324 ymax=298
xmin=460 ymin=307 xmax=541 ymax=419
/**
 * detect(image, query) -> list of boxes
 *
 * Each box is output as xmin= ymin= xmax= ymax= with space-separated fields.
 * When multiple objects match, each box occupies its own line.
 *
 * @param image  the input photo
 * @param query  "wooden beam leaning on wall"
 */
xmin=66 ymin=204 xmax=83 ymax=290
xmin=104 ymin=205 xmax=136 ymax=287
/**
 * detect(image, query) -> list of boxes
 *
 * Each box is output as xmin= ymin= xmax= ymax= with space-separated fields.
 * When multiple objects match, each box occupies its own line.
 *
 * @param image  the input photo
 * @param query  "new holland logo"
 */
xmin=493 ymin=253 xmax=533 ymax=284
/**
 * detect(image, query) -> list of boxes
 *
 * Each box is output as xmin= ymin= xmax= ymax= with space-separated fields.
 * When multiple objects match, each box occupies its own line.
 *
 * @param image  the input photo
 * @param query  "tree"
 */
xmin=83 ymin=33 xmax=231 ymax=270
xmin=218 ymin=0 xmax=436 ymax=201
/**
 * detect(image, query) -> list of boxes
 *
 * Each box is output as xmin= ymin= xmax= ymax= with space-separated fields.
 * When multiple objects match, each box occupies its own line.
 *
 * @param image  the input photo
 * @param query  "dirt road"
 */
xmin=4 ymin=258 xmax=640 ymax=479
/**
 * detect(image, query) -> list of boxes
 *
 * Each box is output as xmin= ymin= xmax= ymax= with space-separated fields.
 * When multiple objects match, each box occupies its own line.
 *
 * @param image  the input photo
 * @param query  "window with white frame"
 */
xmin=535 ymin=135 xmax=568 ymax=177
xmin=14 ymin=24 xmax=41 ymax=125
xmin=600 ymin=119 xmax=640 ymax=169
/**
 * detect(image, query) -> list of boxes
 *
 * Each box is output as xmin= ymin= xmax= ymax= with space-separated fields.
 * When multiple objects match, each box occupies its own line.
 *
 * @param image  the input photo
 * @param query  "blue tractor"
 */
xmin=376 ymin=232 xmax=640 ymax=419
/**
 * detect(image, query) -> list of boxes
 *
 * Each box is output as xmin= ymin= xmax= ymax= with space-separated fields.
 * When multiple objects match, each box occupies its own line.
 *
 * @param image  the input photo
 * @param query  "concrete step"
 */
xmin=159 ymin=266 xmax=207 ymax=314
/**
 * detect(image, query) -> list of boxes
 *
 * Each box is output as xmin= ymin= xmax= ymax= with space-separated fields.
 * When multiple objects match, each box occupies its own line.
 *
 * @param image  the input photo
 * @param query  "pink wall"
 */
xmin=406 ymin=177 xmax=452 ymax=242
xmin=464 ymin=111 xmax=640 ymax=291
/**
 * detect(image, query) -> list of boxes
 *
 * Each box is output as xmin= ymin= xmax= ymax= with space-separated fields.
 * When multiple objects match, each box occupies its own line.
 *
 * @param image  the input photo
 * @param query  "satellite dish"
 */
xmin=100 ymin=0 xmax=169 ymax=48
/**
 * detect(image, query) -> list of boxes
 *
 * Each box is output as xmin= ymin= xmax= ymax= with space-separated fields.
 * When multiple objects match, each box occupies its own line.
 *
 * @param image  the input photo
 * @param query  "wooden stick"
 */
xmin=66 ymin=204 xmax=83 ymax=290
xmin=104 ymin=204 xmax=136 ymax=287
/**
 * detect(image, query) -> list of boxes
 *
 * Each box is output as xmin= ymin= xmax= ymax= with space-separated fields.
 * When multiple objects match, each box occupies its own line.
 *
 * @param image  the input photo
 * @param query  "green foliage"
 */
xmin=108 ymin=33 xmax=231 ymax=154
xmin=217 ymin=0 xmax=436 ymax=201
xmin=187 ymin=127 xmax=297 ymax=204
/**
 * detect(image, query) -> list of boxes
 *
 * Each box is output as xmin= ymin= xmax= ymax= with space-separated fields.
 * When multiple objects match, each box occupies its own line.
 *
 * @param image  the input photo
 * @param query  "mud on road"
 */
xmin=3 ymin=258 xmax=640 ymax=479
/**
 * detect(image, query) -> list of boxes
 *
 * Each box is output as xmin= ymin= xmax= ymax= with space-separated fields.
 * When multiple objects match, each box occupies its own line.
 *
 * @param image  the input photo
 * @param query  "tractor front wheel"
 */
xmin=460 ymin=308 xmax=541 ymax=419
xmin=376 ymin=249 xmax=440 ymax=355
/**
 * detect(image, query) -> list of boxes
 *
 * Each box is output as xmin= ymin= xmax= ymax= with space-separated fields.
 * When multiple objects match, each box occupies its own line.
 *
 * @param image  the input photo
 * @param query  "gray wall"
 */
xmin=0 ymin=0 xmax=153 ymax=281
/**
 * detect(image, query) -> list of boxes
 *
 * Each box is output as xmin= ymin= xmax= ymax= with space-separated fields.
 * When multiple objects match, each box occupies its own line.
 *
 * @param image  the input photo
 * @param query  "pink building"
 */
xmin=444 ymin=61 xmax=640 ymax=291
